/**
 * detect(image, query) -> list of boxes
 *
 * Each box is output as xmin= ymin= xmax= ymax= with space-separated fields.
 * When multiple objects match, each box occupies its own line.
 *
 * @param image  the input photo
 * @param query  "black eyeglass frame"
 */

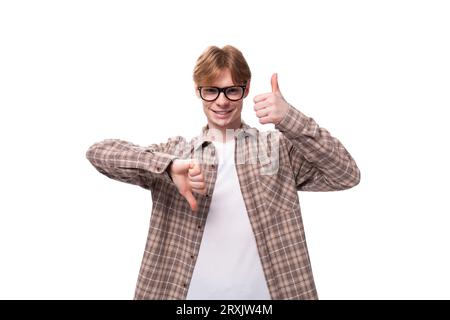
xmin=197 ymin=85 xmax=247 ymax=102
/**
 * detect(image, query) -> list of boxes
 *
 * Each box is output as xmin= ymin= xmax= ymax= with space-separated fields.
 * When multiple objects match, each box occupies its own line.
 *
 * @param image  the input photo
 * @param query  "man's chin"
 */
xmin=206 ymin=114 xmax=241 ymax=131
xmin=210 ymin=120 xmax=228 ymax=129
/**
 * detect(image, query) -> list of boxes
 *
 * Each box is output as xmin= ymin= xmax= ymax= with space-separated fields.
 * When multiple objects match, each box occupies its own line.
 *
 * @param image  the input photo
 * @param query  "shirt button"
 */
xmin=183 ymin=283 xmax=187 ymax=288
xmin=197 ymin=225 xmax=201 ymax=229
xmin=205 ymin=194 xmax=209 ymax=198
xmin=190 ymin=255 xmax=194 ymax=259
xmin=211 ymin=164 xmax=215 ymax=169
xmin=156 ymin=166 xmax=161 ymax=171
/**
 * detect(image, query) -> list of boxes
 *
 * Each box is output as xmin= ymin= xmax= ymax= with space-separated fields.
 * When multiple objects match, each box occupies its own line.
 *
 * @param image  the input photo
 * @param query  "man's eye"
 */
xmin=204 ymin=88 xmax=217 ymax=94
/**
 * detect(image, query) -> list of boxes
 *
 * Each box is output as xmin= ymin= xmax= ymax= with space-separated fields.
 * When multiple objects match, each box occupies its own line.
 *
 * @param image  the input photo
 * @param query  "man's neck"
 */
xmin=206 ymin=121 xmax=242 ymax=143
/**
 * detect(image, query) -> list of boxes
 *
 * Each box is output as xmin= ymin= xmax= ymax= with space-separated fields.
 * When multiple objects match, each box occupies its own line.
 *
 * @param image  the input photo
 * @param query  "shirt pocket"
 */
xmin=258 ymin=163 xmax=299 ymax=214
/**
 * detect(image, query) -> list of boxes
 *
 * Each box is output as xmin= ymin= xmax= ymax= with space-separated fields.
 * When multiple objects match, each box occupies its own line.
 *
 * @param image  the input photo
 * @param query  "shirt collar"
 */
xmin=192 ymin=120 xmax=257 ymax=151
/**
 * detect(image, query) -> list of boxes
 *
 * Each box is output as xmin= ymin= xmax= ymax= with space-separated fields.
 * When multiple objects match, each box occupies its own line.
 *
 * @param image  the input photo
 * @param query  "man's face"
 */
xmin=196 ymin=68 xmax=250 ymax=132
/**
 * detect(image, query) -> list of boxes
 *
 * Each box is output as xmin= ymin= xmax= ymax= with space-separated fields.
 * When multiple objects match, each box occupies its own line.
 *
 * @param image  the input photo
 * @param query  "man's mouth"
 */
xmin=211 ymin=109 xmax=233 ymax=115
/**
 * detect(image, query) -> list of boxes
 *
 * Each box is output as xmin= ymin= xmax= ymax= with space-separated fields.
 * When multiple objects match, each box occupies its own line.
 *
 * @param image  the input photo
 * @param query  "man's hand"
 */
xmin=253 ymin=73 xmax=290 ymax=125
xmin=168 ymin=159 xmax=207 ymax=212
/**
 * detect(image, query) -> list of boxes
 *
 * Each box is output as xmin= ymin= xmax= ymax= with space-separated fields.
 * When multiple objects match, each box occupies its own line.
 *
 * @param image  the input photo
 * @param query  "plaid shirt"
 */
xmin=86 ymin=105 xmax=360 ymax=300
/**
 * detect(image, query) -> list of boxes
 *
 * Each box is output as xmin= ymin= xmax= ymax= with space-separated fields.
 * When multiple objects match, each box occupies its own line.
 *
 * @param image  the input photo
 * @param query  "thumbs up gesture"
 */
xmin=168 ymin=159 xmax=207 ymax=212
xmin=253 ymin=73 xmax=290 ymax=125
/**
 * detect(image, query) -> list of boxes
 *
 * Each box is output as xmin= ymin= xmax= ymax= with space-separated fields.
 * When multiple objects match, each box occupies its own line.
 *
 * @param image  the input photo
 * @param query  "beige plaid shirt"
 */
xmin=86 ymin=105 xmax=360 ymax=300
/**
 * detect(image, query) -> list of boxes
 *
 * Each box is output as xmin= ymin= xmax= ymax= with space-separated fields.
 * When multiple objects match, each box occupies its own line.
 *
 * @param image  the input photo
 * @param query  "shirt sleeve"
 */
xmin=85 ymin=137 xmax=182 ymax=190
xmin=275 ymin=104 xmax=361 ymax=191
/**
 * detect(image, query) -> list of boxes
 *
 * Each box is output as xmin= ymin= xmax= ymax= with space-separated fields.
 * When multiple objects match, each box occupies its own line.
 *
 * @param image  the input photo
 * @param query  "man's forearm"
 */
xmin=86 ymin=139 xmax=177 ymax=189
xmin=275 ymin=105 xmax=360 ymax=190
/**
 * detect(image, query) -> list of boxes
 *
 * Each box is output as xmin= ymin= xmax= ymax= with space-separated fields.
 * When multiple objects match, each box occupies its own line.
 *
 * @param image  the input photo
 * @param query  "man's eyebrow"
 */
xmin=207 ymin=84 xmax=236 ymax=87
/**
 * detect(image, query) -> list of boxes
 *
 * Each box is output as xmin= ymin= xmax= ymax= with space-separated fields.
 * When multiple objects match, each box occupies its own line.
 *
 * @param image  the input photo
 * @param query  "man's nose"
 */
xmin=216 ymin=91 xmax=229 ymax=106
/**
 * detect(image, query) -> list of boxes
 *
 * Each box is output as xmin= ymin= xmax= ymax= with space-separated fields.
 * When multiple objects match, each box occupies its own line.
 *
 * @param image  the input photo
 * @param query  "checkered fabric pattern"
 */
xmin=86 ymin=105 xmax=360 ymax=300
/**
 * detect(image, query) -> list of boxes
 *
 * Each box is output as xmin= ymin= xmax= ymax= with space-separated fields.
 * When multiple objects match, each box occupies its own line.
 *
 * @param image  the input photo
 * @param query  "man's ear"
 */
xmin=244 ymin=79 xmax=251 ymax=98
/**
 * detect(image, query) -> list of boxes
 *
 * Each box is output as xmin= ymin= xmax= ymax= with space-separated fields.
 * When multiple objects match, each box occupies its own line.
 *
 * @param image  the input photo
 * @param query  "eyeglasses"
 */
xmin=197 ymin=85 xmax=247 ymax=102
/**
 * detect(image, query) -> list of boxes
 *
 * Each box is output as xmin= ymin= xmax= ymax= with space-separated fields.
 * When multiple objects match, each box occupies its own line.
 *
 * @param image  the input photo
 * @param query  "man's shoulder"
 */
xmin=244 ymin=125 xmax=284 ymax=141
xmin=162 ymin=124 xmax=286 ymax=148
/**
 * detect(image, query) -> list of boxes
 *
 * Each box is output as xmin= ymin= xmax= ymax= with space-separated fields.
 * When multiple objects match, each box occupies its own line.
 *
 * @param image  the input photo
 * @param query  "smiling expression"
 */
xmin=196 ymin=68 xmax=250 ymax=134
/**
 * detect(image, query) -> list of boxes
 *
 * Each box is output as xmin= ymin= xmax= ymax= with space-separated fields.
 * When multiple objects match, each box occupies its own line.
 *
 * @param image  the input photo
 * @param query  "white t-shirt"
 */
xmin=186 ymin=139 xmax=271 ymax=300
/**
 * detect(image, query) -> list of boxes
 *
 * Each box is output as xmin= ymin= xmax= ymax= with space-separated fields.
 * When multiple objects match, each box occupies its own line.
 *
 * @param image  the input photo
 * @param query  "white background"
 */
xmin=1 ymin=0 xmax=449 ymax=299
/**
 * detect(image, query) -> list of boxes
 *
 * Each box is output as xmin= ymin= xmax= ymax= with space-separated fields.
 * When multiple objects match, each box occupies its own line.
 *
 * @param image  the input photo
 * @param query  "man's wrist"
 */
xmin=167 ymin=158 xmax=178 ymax=181
xmin=274 ymin=104 xmax=310 ymax=139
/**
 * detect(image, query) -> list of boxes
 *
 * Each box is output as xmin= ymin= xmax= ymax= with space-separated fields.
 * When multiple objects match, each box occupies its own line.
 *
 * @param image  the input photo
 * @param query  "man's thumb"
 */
xmin=271 ymin=73 xmax=280 ymax=93
xmin=184 ymin=190 xmax=198 ymax=212
xmin=177 ymin=159 xmax=193 ymax=172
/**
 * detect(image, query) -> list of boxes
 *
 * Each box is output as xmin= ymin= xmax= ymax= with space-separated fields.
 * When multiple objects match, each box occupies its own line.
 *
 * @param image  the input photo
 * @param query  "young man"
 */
xmin=86 ymin=45 xmax=360 ymax=300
